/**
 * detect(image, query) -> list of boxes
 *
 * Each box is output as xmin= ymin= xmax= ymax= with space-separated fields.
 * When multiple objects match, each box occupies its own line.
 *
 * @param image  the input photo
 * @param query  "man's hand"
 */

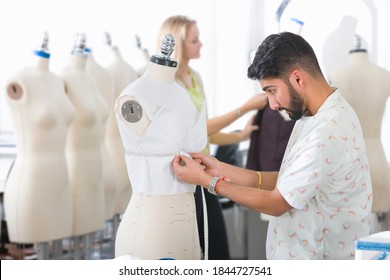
xmin=173 ymin=153 xmax=223 ymax=187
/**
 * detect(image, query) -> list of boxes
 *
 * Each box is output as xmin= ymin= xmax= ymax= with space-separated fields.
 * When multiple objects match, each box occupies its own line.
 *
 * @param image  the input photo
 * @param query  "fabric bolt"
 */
xmin=267 ymin=89 xmax=372 ymax=259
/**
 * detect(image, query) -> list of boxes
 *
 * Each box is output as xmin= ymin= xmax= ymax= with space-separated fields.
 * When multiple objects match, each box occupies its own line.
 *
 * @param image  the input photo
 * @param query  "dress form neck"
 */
xmin=34 ymin=54 xmax=50 ymax=71
xmin=144 ymin=34 xmax=177 ymax=84
xmin=348 ymin=51 xmax=369 ymax=64
xmin=109 ymin=46 xmax=124 ymax=62
xmin=68 ymin=54 xmax=87 ymax=70
xmin=85 ymin=48 xmax=95 ymax=61
xmin=144 ymin=61 xmax=176 ymax=84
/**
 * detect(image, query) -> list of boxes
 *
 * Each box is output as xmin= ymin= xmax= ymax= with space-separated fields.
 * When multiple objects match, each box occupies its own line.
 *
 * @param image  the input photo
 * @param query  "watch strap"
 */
xmin=208 ymin=176 xmax=220 ymax=195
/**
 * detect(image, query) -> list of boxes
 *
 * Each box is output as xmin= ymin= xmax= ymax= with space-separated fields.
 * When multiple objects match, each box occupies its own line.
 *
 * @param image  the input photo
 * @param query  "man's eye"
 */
xmin=267 ymin=89 xmax=275 ymax=94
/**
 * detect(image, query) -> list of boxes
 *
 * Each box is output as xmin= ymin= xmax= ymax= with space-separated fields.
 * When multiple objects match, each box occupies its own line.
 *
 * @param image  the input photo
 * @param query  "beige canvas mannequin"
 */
xmin=134 ymin=34 xmax=150 ymax=76
xmin=114 ymin=35 xmax=207 ymax=259
xmin=85 ymin=47 xmax=116 ymax=221
xmin=329 ymin=37 xmax=390 ymax=215
xmin=61 ymin=34 xmax=106 ymax=238
xmin=104 ymin=32 xmax=138 ymax=216
xmin=4 ymin=38 xmax=74 ymax=243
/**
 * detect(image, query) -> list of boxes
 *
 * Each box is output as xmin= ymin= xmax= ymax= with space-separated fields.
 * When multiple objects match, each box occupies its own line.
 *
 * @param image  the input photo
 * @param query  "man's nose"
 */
xmin=268 ymin=97 xmax=279 ymax=111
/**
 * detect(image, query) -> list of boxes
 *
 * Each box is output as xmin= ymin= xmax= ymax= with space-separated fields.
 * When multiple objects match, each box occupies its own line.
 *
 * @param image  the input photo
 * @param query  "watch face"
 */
xmin=121 ymin=100 xmax=143 ymax=123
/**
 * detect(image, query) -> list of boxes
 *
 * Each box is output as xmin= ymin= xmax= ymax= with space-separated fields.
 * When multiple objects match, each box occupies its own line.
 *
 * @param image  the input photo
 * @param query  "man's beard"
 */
xmin=280 ymin=82 xmax=305 ymax=120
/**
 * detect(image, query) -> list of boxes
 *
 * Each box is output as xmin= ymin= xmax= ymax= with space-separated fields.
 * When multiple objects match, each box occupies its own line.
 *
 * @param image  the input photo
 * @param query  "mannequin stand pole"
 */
xmin=52 ymin=239 xmax=63 ymax=259
xmin=72 ymin=235 xmax=82 ymax=259
xmin=107 ymin=219 xmax=115 ymax=258
xmin=37 ymin=242 xmax=49 ymax=260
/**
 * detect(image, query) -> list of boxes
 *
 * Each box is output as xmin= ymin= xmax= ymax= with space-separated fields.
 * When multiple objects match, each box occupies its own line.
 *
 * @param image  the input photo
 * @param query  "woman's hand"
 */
xmin=238 ymin=114 xmax=259 ymax=141
xmin=240 ymin=92 xmax=268 ymax=113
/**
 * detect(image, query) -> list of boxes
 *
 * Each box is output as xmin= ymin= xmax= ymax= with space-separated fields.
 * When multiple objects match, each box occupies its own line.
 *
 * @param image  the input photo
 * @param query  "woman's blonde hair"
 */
xmin=157 ymin=15 xmax=197 ymax=65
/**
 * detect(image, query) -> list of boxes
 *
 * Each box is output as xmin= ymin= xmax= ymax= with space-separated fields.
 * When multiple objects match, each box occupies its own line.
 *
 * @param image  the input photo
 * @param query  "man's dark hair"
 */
xmin=247 ymin=32 xmax=323 ymax=81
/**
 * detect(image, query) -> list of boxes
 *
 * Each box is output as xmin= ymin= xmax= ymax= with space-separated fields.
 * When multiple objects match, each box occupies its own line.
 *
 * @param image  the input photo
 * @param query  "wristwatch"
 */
xmin=208 ymin=177 xmax=220 ymax=195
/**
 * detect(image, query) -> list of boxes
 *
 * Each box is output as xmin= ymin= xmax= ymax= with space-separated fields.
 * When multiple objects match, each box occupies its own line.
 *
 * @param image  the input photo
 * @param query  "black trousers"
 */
xmin=194 ymin=187 xmax=230 ymax=260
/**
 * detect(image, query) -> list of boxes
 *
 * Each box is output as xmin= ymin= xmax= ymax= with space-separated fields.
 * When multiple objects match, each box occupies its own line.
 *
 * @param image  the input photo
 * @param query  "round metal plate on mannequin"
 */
xmin=121 ymin=100 xmax=143 ymax=123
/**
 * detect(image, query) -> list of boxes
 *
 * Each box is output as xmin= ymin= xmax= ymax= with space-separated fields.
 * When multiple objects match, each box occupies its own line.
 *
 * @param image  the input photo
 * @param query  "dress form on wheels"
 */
xmin=329 ymin=35 xmax=390 ymax=216
xmin=61 ymin=33 xmax=105 ymax=239
xmin=4 ymin=33 xmax=74 ymax=245
xmin=114 ymin=34 xmax=207 ymax=260
xmin=104 ymin=32 xmax=138 ymax=216
xmin=85 ymin=46 xmax=116 ymax=222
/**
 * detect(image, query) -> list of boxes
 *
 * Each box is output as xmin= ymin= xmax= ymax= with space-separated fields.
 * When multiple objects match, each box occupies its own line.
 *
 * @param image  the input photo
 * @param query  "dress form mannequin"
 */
xmin=329 ymin=35 xmax=390 ymax=215
xmin=85 ymin=47 xmax=116 ymax=221
xmin=61 ymin=34 xmax=105 ymax=239
xmin=104 ymin=32 xmax=138 ymax=216
xmin=134 ymin=34 xmax=150 ymax=76
xmin=114 ymin=35 xmax=207 ymax=259
xmin=4 ymin=33 xmax=74 ymax=244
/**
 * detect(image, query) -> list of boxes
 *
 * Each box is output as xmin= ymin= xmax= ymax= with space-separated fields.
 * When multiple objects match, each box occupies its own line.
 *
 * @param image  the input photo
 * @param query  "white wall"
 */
xmin=1 ymin=0 xmax=389 ymax=137
xmin=0 ymin=0 xmax=216 ymax=132
xmin=0 ymin=0 xmax=390 ymax=249
xmin=264 ymin=0 xmax=390 ymax=76
xmin=211 ymin=0 xmax=266 ymax=140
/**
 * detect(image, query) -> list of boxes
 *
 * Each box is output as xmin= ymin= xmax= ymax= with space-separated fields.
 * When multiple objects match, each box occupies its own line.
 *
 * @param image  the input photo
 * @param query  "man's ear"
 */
xmin=290 ymin=69 xmax=304 ymax=87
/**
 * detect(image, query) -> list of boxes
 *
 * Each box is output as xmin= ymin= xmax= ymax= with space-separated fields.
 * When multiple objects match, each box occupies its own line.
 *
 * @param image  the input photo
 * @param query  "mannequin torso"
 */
xmin=114 ymin=57 xmax=207 ymax=259
xmin=105 ymin=47 xmax=138 ymax=214
xmin=61 ymin=54 xmax=106 ymax=236
xmin=329 ymin=51 xmax=390 ymax=213
xmin=86 ymin=49 xmax=116 ymax=221
xmin=4 ymin=54 xmax=74 ymax=243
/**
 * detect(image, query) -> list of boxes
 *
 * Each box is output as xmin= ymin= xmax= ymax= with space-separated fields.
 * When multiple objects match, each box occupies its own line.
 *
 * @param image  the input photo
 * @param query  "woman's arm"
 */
xmin=207 ymin=93 xmax=268 ymax=135
xmin=207 ymin=109 xmax=244 ymax=135
xmin=209 ymin=115 xmax=258 ymax=145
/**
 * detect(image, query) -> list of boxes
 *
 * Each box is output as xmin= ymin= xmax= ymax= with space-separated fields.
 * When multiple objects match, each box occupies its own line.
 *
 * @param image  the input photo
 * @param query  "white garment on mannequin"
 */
xmin=105 ymin=47 xmax=138 ymax=215
xmin=114 ymin=59 xmax=207 ymax=259
xmin=4 ymin=53 xmax=74 ymax=243
xmin=61 ymin=54 xmax=106 ymax=236
xmin=329 ymin=51 xmax=390 ymax=213
xmin=86 ymin=49 xmax=116 ymax=221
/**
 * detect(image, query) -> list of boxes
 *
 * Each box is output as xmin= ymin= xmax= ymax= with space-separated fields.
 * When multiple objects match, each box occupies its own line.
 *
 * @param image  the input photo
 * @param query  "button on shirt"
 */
xmin=267 ymin=89 xmax=372 ymax=259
